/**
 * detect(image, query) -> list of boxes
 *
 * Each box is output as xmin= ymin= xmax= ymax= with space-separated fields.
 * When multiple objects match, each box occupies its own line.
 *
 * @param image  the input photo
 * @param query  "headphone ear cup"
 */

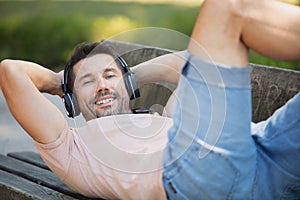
xmin=63 ymin=93 xmax=80 ymax=118
xmin=63 ymin=93 xmax=73 ymax=118
xmin=70 ymin=93 xmax=81 ymax=117
xmin=117 ymin=56 xmax=140 ymax=100
xmin=124 ymin=72 xmax=140 ymax=100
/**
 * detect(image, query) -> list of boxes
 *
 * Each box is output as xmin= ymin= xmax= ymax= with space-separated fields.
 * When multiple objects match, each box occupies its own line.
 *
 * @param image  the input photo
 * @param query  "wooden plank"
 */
xmin=0 ymin=154 xmax=92 ymax=200
xmin=7 ymin=151 xmax=49 ymax=170
xmin=250 ymin=64 xmax=300 ymax=122
xmin=0 ymin=170 xmax=76 ymax=200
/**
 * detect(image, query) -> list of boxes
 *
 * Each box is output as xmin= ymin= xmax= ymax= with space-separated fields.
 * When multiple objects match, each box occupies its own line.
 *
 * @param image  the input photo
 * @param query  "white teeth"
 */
xmin=96 ymin=98 xmax=113 ymax=105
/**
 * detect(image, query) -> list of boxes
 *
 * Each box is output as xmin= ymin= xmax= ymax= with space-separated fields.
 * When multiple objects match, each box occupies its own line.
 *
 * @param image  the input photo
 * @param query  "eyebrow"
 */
xmin=103 ymin=67 xmax=119 ymax=74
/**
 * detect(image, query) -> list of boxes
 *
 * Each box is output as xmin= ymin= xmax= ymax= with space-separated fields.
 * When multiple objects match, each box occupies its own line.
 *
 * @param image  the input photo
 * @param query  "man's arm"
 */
xmin=0 ymin=59 xmax=66 ymax=144
xmin=132 ymin=51 xmax=185 ymax=86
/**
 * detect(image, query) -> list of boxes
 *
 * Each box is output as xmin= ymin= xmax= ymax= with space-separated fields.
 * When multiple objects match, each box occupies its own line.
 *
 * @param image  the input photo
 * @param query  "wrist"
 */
xmin=50 ymin=72 xmax=63 ymax=97
xmin=40 ymin=70 xmax=63 ymax=97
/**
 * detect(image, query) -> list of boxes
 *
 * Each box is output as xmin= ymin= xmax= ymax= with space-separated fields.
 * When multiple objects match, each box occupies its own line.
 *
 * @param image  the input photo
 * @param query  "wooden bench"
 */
xmin=1 ymin=40 xmax=299 ymax=199
xmin=0 ymin=151 xmax=102 ymax=200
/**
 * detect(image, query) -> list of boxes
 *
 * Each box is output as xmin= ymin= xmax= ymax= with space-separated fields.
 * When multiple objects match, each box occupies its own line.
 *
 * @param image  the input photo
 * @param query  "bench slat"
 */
xmin=0 ymin=170 xmax=76 ymax=200
xmin=0 ymin=154 xmax=91 ymax=200
xmin=7 ymin=151 xmax=49 ymax=170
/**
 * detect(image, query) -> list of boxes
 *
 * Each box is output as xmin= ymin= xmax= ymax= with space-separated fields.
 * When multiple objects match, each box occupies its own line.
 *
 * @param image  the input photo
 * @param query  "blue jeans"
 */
xmin=162 ymin=51 xmax=300 ymax=199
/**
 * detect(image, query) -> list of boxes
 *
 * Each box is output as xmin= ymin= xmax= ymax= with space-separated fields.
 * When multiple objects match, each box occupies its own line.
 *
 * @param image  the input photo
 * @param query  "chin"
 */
xmin=96 ymin=109 xmax=116 ymax=118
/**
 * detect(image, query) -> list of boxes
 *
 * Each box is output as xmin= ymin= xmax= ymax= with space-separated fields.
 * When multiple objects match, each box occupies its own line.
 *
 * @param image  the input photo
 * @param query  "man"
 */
xmin=1 ymin=0 xmax=300 ymax=199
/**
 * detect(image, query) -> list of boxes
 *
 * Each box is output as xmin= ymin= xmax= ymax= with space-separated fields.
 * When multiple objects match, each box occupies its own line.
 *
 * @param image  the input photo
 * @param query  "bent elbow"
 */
xmin=0 ymin=59 xmax=15 ymax=74
xmin=0 ymin=59 xmax=18 ymax=86
xmin=0 ymin=59 xmax=14 ymax=68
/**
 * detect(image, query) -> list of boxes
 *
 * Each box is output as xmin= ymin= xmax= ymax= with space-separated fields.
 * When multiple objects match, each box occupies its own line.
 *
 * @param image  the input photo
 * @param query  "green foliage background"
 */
xmin=0 ymin=1 xmax=299 ymax=71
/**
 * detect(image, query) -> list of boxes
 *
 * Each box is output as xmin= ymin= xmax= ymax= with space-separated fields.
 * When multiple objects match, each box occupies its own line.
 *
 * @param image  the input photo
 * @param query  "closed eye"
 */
xmin=105 ymin=74 xmax=116 ymax=79
xmin=104 ymin=71 xmax=118 ymax=79
xmin=81 ymin=77 xmax=96 ymax=86
xmin=83 ymin=80 xmax=94 ymax=85
xmin=78 ymin=73 xmax=96 ymax=86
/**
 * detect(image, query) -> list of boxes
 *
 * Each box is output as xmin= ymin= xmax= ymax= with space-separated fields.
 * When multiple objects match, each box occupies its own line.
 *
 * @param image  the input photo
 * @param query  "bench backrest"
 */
xmin=107 ymin=40 xmax=300 ymax=122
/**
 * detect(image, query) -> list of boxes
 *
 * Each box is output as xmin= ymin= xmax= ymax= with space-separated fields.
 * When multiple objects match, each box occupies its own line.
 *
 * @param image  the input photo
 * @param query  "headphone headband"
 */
xmin=117 ymin=56 xmax=129 ymax=73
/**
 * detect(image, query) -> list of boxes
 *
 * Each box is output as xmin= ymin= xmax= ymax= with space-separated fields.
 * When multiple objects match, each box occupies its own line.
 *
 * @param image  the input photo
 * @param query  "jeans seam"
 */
xmin=220 ymin=152 xmax=240 ymax=200
xmin=280 ymin=183 xmax=300 ymax=200
xmin=251 ymin=150 xmax=259 ymax=200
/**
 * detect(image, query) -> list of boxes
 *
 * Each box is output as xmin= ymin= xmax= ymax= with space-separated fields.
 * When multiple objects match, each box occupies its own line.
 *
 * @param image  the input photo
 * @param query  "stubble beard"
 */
xmin=95 ymin=98 xmax=131 ymax=118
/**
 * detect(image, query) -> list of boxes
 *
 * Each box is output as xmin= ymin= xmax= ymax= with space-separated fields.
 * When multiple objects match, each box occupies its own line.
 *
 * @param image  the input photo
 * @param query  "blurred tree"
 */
xmin=0 ymin=15 xmax=92 ymax=69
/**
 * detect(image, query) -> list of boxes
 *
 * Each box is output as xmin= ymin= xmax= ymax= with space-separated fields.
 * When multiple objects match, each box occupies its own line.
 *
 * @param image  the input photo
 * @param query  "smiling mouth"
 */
xmin=95 ymin=97 xmax=114 ymax=106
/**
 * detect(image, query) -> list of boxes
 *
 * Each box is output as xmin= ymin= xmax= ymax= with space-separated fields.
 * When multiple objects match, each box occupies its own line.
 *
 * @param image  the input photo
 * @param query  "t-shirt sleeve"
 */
xmin=34 ymin=123 xmax=74 ymax=181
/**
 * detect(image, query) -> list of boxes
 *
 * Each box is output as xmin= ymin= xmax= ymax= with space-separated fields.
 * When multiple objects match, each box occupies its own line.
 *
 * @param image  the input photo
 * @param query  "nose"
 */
xmin=95 ymin=78 xmax=108 ymax=93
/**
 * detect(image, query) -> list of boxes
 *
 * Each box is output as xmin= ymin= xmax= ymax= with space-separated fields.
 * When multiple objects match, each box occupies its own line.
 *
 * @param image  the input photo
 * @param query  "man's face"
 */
xmin=73 ymin=54 xmax=131 ymax=121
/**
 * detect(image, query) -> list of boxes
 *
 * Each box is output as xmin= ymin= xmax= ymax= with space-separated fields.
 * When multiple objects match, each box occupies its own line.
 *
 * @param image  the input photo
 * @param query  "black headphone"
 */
xmin=62 ymin=55 xmax=140 ymax=118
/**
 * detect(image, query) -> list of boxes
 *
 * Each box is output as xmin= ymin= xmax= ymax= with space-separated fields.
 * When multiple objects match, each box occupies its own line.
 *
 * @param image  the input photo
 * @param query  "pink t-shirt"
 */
xmin=35 ymin=114 xmax=173 ymax=200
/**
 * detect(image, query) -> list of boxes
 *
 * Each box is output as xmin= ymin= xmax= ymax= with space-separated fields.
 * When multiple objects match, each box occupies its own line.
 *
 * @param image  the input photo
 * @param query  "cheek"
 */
xmin=75 ymin=88 xmax=94 ymax=106
xmin=114 ymin=79 xmax=128 ymax=95
xmin=116 ymin=85 xmax=129 ymax=99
